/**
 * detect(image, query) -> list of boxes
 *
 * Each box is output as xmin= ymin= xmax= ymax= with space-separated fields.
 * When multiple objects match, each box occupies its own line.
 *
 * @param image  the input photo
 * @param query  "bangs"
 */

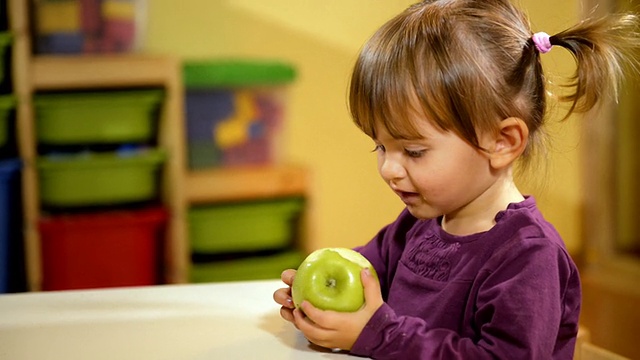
xmin=348 ymin=9 xmax=462 ymax=141
xmin=349 ymin=52 xmax=426 ymax=140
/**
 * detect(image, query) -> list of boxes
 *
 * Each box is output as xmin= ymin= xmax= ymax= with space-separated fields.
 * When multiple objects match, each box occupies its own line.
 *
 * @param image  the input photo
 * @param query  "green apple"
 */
xmin=291 ymin=247 xmax=378 ymax=312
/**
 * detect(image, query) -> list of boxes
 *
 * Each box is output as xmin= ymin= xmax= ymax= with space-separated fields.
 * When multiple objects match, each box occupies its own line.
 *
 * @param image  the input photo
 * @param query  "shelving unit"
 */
xmin=10 ymin=0 xmax=189 ymax=289
xmin=8 ymin=0 xmax=308 ymax=291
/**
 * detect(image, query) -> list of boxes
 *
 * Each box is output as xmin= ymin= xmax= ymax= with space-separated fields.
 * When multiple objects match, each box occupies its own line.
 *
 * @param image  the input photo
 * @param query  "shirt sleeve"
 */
xmin=350 ymin=237 xmax=580 ymax=360
xmin=354 ymin=208 xmax=419 ymax=301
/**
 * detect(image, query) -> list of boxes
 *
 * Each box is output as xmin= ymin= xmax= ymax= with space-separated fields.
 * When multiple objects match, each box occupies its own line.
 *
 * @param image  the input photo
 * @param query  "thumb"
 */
xmin=361 ymin=268 xmax=383 ymax=308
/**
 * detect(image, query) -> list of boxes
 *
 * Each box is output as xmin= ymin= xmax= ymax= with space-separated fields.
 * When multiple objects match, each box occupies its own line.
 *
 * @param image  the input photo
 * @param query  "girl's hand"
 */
xmin=273 ymin=269 xmax=297 ymax=323
xmin=292 ymin=268 xmax=384 ymax=351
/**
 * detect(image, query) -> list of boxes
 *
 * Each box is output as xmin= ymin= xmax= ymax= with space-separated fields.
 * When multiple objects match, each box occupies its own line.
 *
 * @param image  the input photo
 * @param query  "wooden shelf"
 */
xmin=9 ymin=0 xmax=309 ymax=289
xmin=185 ymin=164 xmax=308 ymax=204
xmin=31 ymin=55 xmax=178 ymax=90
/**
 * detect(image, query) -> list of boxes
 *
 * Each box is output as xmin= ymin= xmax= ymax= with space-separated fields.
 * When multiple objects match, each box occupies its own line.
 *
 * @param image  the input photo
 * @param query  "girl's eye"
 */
xmin=372 ymin=144 xmax=385 ymax=153
xmin=405 ymin=149 xmax=426 ymax=158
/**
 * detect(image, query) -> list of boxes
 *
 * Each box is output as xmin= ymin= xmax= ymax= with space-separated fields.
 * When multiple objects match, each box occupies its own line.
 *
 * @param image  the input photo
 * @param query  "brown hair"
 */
xmin=349 ymin=0 xmax=640 ymax=163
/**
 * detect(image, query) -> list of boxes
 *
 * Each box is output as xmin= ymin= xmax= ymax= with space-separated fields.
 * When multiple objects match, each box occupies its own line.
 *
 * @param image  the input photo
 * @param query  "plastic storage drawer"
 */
xmin=190 ymin=250 xmax=303 ymax=283
xmin=39 ymin=207 xmax=167 ymax=291
xmin=189 ymin=197 xmax=303 ymax=254
xmin=37 ymin=149 xmax=165 ymax=207
xmin=33 ymin=0 xmax=143 ymax=54
xmin=34 ymin=90 xmax=163 ymax=145
xmin=0 ymin=159 xmax=22 ymax=293
xmin=183 ymin=60 xmax=296 ymax=169
xmin=0 ymin=32 xmax=11 ymax=86
xmin=0 ymin=95 xmax=15 ymax=148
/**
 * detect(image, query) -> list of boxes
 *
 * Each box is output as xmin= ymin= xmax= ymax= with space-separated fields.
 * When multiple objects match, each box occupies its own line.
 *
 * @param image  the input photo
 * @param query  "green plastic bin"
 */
xmin=0 ymin=32 xmax=11 ymax=85
xmin=190 ymin=250 xmax=303 ymax=283
xmin=37 ymin=149 xmax=165 ymax=207
xmin=183 ymin=60 xmax=297 ymax=88
xmin=0 ymin=95 xmax=15 ymax=147
xmin=34 ymin=90 xmax=163 ymax=145
xmin=189 ymin=198 xmax=303 ymax=254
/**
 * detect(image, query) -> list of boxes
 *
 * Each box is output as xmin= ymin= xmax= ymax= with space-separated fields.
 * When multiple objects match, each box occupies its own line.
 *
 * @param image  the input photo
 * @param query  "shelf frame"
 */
xmin=31 ymin=55 xmax=179 ymax=90
xmin=186 ymin=164 xmax=308 ymax=204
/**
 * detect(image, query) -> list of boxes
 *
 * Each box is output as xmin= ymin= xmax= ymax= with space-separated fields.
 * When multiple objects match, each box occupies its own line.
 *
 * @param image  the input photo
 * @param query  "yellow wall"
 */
xmin=144 ymin=0 xmax=583 ymax=254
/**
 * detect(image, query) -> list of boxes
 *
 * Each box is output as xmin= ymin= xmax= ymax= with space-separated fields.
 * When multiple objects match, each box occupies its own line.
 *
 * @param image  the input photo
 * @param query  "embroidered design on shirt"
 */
xmin=404 ymin=235 xmax=461 ymax=281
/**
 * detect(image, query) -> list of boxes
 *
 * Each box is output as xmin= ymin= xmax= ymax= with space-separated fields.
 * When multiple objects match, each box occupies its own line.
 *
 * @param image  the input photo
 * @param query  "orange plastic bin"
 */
xmin=39 ymin=207 xmax=167 ymax=291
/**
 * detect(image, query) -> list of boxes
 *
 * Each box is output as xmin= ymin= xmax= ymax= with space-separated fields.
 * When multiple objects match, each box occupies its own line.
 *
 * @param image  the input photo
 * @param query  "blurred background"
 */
xmin=0 ymin=0 xmax=638 ymax=358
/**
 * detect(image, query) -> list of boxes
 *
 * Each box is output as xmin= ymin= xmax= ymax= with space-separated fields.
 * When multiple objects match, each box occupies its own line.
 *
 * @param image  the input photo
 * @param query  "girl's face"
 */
xmin=373 ymin=118 xmax=498 ymax=223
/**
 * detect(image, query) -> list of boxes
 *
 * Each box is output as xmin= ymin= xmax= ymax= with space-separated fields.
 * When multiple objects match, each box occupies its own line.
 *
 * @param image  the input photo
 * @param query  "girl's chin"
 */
xmin=405 ymin=204 xmax=441 ymax=220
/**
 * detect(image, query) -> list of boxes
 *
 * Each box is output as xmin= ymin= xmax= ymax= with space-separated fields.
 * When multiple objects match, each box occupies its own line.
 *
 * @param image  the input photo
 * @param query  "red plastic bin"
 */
xmin=39 ymin=207 xmax=168 ymax=291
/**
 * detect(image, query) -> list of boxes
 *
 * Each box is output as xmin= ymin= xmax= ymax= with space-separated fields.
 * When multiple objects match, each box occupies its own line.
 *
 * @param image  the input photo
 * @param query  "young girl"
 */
xmin=274 ymin=0 xmax=639 ymax=358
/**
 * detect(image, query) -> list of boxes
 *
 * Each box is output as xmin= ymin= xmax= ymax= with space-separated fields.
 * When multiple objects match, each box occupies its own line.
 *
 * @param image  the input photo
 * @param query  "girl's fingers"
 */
xmin=280 ymin=306 xmax=295 ymax=323
xmin=273 ymin=288 xmax=294 ymax=308
xmin=281 ymin=269 xmax=296 ymax=286
xmin=362 ymin=269 xmax=380 ymax=302
xmin=299 ymin=301 xmax=324 ymax=325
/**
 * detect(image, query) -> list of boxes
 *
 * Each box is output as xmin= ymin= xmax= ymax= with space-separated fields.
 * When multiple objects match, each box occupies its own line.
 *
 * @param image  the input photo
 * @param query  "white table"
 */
xmin=0 ymin=280 xmax=359 ymax=360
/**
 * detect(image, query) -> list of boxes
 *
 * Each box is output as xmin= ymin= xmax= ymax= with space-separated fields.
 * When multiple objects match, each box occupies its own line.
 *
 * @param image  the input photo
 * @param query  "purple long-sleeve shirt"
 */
xmin=351 ymin=196 xmax=581 ymax=359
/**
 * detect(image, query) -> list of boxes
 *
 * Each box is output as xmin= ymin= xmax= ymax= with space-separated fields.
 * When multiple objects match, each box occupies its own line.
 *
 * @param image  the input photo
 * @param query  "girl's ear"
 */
xmin=487 ymin=117 xmax=529 ymax=169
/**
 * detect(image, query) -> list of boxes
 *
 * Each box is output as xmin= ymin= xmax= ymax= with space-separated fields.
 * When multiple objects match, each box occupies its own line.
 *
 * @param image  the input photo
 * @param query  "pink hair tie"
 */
xmin=532 ymin=32 xmax=552 ymax=54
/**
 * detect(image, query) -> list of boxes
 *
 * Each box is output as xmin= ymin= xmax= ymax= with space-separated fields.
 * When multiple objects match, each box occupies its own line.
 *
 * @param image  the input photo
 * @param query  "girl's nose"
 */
xmin=379 ymin=155 xmax=406 ymax=182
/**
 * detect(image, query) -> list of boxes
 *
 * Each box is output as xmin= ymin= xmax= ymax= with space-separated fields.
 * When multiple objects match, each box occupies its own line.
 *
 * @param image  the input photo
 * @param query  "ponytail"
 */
xmin=547 ymin=13 xmax=640 ymax=118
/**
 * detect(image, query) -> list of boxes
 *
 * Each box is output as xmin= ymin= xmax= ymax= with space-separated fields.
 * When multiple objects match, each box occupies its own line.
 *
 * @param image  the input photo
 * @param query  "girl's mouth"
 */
xmin=396 ymin=190 xmax=421 ymax=205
